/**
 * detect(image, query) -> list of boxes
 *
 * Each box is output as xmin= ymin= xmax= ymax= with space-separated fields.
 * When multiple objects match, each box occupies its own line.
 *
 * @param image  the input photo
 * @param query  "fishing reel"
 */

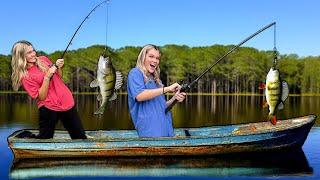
xmin=179 ymin=80 xmax=190 ymax=93
xmin=180 ymin=83 xmax=190 ymax=93
xmin=165 ymin=81 xmax=189 ymax=113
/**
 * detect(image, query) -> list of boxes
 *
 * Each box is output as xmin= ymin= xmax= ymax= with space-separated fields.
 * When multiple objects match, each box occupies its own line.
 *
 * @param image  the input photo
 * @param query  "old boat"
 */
xmin=7 ymin=115 xmax=316 ymax=159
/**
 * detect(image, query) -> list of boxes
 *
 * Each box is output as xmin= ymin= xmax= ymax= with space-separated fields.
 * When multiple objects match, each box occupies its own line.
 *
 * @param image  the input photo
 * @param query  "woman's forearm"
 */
xmin=38 ymin=77 xmax=50 ymax=100
xmin=136 ymin=87 xmax=167 ymax=102
xmin=38 ymin=65 xmax=56 ymax=100
xmin=57 ymin=68 xmax=63 ymax=77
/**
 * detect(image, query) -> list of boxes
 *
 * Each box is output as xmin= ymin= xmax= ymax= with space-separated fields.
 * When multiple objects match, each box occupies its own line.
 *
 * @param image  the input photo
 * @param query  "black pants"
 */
xmin=37 ymin=106 xmax=87 ymax=139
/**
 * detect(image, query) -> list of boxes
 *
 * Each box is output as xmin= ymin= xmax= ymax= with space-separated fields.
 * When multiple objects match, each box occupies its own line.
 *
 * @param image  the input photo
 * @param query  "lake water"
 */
xmin=0 ymin=94 xmax=319 ymax=179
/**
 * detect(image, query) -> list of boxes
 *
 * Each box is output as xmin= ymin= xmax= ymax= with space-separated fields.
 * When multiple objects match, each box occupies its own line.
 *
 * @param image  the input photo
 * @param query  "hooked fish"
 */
xmin=90 ymin=55 xmax=123 ymax=115
xmin=263 ymin=66 xmax=289 ymax=125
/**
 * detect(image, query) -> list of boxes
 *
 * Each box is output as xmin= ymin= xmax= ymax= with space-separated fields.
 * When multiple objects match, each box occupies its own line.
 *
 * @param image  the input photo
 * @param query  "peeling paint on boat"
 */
xmin=7 ymin=115 xmax=316 ymax=159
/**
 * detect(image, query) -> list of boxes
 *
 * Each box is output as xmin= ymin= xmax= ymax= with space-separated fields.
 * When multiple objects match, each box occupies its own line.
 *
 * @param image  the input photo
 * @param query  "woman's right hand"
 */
xmin=39 ymin=65 xmax=57 ymax=100
xmin=165 ymin=83 xmax=181 ymax=93
xmin=46 ymin=65 xmax=57 ymax=78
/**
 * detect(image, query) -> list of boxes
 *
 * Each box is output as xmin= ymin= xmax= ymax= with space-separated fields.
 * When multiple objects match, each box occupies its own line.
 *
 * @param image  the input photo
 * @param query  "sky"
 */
xmin=1 ymin=0 xmax=319 ymax=57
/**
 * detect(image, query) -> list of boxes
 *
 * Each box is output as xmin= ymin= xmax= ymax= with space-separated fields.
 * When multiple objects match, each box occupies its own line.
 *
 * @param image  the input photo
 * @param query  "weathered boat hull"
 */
xmin=7 ymin=115 xmax=316 ymax=159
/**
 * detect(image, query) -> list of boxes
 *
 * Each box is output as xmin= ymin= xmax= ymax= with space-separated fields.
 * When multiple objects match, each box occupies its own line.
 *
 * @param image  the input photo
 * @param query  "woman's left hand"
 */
xmin=55 ymin=59 xmax=64 ymax=68
xmin=174 ymin=91 xmax=187 ymax=102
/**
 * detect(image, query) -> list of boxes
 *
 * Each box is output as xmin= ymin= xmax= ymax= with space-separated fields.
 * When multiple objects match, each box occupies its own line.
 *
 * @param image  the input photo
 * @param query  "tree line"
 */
xmin=0 ymin=44 xmax=319 ymax=94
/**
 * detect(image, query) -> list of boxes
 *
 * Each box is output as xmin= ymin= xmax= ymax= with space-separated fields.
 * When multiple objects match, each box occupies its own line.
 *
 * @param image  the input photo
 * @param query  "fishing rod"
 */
xmin=165 ymin=22 xmax=276 ymax=113
xmin=60 ymin=0 xmax=108 ymax=59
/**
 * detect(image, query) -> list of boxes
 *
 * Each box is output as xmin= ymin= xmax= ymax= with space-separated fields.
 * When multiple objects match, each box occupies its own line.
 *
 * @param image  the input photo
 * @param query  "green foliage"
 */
xmin=1 ymin=45 xmax=319 ymax=94
xmin=115 ymin=46 xmax=140 ymax=77
xmin=0 ymin=55 xmax=11 ymax=78
xmin=0 ymin=55 xmax=12 ymax=90
xmin=277 ymin=55 xmax=301 ymax=93
xmin=301 ymin=57 xmax=320 ymax=93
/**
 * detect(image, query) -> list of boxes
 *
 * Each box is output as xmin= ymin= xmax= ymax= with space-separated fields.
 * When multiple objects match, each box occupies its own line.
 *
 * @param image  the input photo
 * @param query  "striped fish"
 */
xmin=265 ymin=67 xmax=289 ymax=125
xmin=90 ymin=55 xmax=123 ymax=115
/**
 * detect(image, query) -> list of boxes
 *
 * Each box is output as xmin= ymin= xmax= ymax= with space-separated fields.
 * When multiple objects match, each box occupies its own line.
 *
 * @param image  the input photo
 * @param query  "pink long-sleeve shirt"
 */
xmin=22 ymin=56 xmax=74 ymax=111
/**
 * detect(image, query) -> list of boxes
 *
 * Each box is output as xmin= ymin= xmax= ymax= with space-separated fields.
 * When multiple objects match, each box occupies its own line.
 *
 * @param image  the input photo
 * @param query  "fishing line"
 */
xmin=273 ymin=23 xmax=278 ymax=66
xmin=97 ymin=0 xmax=111 ymax=128
xmin=96 ymin=114 xmax=104 ymax=138
xmin=274 ymin=23 xmax=277 ymax=50
xmin=104 ymin=0 xmax=110 ymax=54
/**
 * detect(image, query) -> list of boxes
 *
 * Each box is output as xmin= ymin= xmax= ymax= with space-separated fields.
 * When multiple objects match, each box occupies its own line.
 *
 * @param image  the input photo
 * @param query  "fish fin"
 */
xmin=258 ymin=83 xmax=266 ymax=89
xmin=262 ymin=101 xmax=268 ymax=108
xmin=109 ymin=93 xmax=117 ymax=101
xmin=90 ymin=79 xmax=99 ymax=88
xmin=94 ymin=103 xmax=107 ymax=115
xmin=97 ymin=94 xmax=102 ymax=101
xmin=268 ymin=115 xmax=277 ymax=125
xmin=277 ymin=102 xmax=284 ymax=110
xmin=115 ymin=71 xmax=123 ymax=90
xmin=281 ymin=81 xmax=289 ymax=102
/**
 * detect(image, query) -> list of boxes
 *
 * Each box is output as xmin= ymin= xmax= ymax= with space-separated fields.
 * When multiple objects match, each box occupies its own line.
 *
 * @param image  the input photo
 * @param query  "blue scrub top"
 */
xmin=127 ymin=67 xmax=174 ymax=137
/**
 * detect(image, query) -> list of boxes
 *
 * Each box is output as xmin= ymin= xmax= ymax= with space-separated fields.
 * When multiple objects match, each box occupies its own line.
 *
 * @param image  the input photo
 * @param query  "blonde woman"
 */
xmin=127 ymin=44 xmax=186 ymax=137
xmin=11 ymin=40 xmax=86 ymax=139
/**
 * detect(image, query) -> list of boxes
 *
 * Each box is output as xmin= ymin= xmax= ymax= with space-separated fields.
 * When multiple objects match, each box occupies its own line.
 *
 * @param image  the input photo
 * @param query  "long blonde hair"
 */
xmin=11 ymin=40 xmax=47 ymax=91
xmin=136 ymin=44 xmax=162 ymax=85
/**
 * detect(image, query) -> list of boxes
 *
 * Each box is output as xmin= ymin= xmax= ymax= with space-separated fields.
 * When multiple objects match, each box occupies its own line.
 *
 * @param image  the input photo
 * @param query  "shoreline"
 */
xmin=1 ymin=91 xmax=320 ymax=96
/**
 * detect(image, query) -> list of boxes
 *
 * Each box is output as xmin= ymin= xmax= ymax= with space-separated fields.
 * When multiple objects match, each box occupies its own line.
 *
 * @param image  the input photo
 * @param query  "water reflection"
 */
xmin=10 ymin=149 xmax=312 ymax=179
xmin=1 ymin=94 xmax=319 ymax=130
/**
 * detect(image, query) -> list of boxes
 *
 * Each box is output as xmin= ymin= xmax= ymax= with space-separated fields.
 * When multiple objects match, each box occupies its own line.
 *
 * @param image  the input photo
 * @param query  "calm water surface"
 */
xmin=0 ymin=94 xmax=319 ymax=179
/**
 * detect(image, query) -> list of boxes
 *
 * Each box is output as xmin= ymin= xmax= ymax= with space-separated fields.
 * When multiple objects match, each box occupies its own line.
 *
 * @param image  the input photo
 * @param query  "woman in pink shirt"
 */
xmin=11 ymin=40 xmax=86 ymax=139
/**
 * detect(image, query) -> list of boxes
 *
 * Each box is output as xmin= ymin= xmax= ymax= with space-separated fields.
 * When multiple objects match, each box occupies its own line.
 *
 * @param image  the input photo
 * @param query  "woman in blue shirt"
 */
xmin=127 ymin=44 xmax=186 ymax=138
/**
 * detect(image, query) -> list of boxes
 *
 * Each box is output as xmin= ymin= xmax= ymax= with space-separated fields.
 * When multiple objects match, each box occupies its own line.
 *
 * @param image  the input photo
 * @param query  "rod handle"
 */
xmin=165 ymin=83 xmax=188 ymax=113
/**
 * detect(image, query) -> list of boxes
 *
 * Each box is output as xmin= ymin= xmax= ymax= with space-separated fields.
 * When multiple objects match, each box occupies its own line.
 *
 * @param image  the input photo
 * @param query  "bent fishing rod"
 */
xmin=165 ymin=22 xmax=276 ymax=113
xmin=60 ymin=0 xmax=108 ymax=60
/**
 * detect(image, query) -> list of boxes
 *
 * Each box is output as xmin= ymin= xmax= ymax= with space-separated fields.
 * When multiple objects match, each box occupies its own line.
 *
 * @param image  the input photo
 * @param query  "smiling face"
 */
xmin=25 ymin=45 xmax=37 ymax=66
xmin=144 ymin=48 xmax=160 ymax=75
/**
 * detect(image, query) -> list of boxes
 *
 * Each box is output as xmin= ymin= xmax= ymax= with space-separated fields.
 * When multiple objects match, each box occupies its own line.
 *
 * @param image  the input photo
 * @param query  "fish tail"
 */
xmin=94 ymin=103 xmax=107 ymax=115
xmin=268 ymin=115 xmax=277 ymax=125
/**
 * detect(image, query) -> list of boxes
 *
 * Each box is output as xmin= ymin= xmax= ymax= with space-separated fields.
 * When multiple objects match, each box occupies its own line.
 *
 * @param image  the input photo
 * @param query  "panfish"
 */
xmin=264 ymin=66 xmax=289 ymax=125
xmin=90 ymin=55 xmax=123 ymax=115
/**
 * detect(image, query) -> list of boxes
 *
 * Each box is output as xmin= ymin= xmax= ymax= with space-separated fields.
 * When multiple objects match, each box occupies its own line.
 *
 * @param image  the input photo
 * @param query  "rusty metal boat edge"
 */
xmin=7 ymin=115 xmax=316 ymax=159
